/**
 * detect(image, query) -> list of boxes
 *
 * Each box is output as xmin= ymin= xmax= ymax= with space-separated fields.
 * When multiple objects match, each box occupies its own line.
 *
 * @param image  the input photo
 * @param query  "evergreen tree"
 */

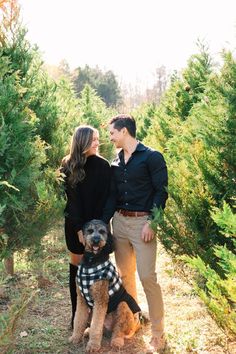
xmin=0 ymin=1 xmax=50 ymax=257
xmin=0 ymin=1 xmax=80 ymax=260
xmin=73 ymin=65 xmax=122 ymax=108
xmin=78 ymin=84 xmax=116 ymax=161
xmin=143 ymin=45 xmax=235 ymax=259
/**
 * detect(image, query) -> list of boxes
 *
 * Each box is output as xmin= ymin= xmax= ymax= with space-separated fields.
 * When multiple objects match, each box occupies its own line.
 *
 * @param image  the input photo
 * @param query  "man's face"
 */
xmin=109 ymin=124 xmax=124 ymax=149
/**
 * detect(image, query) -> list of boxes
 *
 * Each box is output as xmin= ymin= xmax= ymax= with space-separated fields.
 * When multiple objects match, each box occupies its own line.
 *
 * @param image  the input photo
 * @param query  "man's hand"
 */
xmin=141 ymin=221 xmax=155 ymax=242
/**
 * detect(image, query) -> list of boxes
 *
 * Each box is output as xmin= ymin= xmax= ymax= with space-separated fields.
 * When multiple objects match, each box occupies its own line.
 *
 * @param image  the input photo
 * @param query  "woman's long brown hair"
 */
xmin=62 ymin=125 xmax=97 ymax=187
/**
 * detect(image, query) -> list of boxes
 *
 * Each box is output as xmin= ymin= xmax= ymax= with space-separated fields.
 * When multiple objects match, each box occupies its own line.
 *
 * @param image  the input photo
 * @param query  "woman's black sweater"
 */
xmin=63 ymin=155 xmax=111 ymax=232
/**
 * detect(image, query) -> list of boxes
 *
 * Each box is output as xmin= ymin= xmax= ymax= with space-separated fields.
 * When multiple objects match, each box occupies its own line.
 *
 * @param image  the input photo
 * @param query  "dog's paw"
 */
xmin=111 ymin=336 xmax=124 ymax=348
xmin=69 ymin=334 xmax=82 ymax=344
xmin=86 ymin=340 xmax=101 ymax=352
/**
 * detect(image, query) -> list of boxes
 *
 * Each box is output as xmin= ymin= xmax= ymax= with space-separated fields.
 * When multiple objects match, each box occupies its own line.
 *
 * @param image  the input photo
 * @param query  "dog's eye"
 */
xmin=98 ymin=229 xmax=106 ymax=235
xmin=87 ymin=228 xmax=94 ymax=234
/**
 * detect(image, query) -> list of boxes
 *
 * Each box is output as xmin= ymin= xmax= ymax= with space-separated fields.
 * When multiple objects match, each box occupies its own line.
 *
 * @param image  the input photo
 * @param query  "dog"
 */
xmin=69 ymin=219 xmax=141 ymax=352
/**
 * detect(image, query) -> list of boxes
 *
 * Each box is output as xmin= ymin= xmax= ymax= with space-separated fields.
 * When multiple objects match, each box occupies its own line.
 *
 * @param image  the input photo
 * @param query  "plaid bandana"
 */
xmin=77 ymin=259 xmax=122 ymax=308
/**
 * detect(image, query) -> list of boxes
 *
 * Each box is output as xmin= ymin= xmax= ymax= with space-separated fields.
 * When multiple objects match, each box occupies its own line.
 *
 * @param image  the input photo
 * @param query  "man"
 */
xmin=103 ymin=114 xmax=168 ymax=353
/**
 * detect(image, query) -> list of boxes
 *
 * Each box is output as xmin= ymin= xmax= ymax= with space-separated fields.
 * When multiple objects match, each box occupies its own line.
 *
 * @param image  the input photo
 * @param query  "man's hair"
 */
xmin=109 ymin=114 xmax=136 ymax=138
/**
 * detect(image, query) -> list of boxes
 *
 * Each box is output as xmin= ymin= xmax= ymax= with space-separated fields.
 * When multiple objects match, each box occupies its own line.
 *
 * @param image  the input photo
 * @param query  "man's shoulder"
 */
xmin=138 ymin=143 xmax=167 ymax=167
xmin=137 ymin=142 xmax=162 ymax=157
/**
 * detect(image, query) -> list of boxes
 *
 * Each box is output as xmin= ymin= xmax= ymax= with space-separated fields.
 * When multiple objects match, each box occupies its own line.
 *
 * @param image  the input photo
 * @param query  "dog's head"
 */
xmin=82 ymin=219 xmax=109 ymax=255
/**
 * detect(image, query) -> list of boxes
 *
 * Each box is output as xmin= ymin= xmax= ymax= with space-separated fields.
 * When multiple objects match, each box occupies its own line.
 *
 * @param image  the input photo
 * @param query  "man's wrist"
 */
xmin=146 ymin=219 xmax=152 ymax=226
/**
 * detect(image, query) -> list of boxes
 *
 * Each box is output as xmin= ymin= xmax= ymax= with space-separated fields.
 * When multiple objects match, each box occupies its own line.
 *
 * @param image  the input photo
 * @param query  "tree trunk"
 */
xmin=4 ymin=255 xmax=14 ymax=275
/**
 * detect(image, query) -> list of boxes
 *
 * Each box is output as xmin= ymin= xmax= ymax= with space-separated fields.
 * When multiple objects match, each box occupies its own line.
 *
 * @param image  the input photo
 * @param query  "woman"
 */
xmin=61 ymin=125 xmax=111 ymax=328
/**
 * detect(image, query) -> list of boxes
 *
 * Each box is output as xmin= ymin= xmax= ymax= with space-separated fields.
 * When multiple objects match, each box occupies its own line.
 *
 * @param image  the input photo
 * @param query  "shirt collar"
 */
xmin=118 ymin=141 xmax=146 ymax=159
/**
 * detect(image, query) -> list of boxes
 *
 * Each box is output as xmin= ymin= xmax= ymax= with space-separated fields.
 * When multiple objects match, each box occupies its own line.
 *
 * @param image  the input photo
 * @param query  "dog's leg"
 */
xmin=111 ymin=301 xmax=136 ymax=348
xmin=86 ymin=280 xmax=109 ymax=352
xmin=69 ymin=290 xmax=89 ymax=344
xmin=103 ymin=312 xmax=114 ymax=333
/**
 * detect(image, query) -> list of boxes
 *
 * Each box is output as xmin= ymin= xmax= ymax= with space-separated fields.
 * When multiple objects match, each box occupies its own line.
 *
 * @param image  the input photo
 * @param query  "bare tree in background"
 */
xmin=146 ymin=65 xmax=167 ymax=103
xmin=120 ymin=66 xmax=168 ymax=111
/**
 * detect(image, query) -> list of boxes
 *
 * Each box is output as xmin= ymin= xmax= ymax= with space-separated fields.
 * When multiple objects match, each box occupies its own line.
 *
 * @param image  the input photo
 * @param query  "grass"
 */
xmin=0 ymin=220 xmax=234 ymax=353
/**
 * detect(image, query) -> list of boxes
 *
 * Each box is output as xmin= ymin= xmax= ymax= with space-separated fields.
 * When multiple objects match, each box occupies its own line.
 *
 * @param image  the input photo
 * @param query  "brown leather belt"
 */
xmin=117 ymin=209 xmax=150 ymax=217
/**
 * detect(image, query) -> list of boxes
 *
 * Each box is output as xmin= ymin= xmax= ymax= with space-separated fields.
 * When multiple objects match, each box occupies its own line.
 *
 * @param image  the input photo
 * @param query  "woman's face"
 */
xmin=85 ymin=131 xmax=99 ymax=156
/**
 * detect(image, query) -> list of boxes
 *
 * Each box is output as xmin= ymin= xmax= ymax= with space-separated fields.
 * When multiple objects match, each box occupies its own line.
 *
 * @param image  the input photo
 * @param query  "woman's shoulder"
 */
xmin=89 ymin=154 xmax=110 ymax=167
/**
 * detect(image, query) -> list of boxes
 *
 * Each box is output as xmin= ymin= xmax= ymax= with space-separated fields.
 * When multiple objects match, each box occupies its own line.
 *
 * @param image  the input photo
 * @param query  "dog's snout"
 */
xmin=92 ymin=235 xmax=101 ymax=244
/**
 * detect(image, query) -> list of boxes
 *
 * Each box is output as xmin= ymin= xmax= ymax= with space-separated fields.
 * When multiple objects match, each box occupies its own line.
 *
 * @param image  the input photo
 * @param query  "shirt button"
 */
xmin=125 ymin=191 xmax=127 ymax=194
xmin=124 ymin=180 xmax=127 ymax=183
xmin=125 ymin=202 xmax=128 ymax=205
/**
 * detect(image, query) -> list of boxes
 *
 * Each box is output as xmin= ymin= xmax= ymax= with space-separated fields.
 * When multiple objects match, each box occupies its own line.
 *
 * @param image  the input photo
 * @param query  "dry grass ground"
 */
xmin=0 ymin=221 xmax=235 ymax=354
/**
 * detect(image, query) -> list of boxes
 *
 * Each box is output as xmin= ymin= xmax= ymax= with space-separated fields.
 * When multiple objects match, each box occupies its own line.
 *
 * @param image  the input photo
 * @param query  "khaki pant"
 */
xmin=112 ymin=211 xmax=164 ymax=335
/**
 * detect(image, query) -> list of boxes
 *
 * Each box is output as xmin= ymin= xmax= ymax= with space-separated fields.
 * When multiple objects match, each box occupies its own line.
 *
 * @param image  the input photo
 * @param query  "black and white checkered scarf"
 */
xmin=77 ymin=259 xmax=122 ymax=308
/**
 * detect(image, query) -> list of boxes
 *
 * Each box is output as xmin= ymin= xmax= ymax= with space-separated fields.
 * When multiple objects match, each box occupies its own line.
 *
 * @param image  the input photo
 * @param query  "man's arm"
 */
xmin=147 ymin=150 xmax=168 ymax=212
xmin=141 ymin=151 xmax=168 ymax=242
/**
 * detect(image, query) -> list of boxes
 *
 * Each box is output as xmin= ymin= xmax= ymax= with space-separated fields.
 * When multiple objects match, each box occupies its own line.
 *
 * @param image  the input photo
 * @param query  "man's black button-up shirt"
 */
xmin=102 ymin=142 xmax=168 ymax=222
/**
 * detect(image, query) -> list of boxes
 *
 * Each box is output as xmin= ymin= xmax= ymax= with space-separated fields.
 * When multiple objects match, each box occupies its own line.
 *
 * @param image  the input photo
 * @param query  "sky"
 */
xmin=18 ymin=0 xmax=236 ymax=89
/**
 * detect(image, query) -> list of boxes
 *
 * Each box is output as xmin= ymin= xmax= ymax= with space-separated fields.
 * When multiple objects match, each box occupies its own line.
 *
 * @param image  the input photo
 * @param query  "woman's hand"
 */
xmin=77 ymin=230 xmax=85 ymax=245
